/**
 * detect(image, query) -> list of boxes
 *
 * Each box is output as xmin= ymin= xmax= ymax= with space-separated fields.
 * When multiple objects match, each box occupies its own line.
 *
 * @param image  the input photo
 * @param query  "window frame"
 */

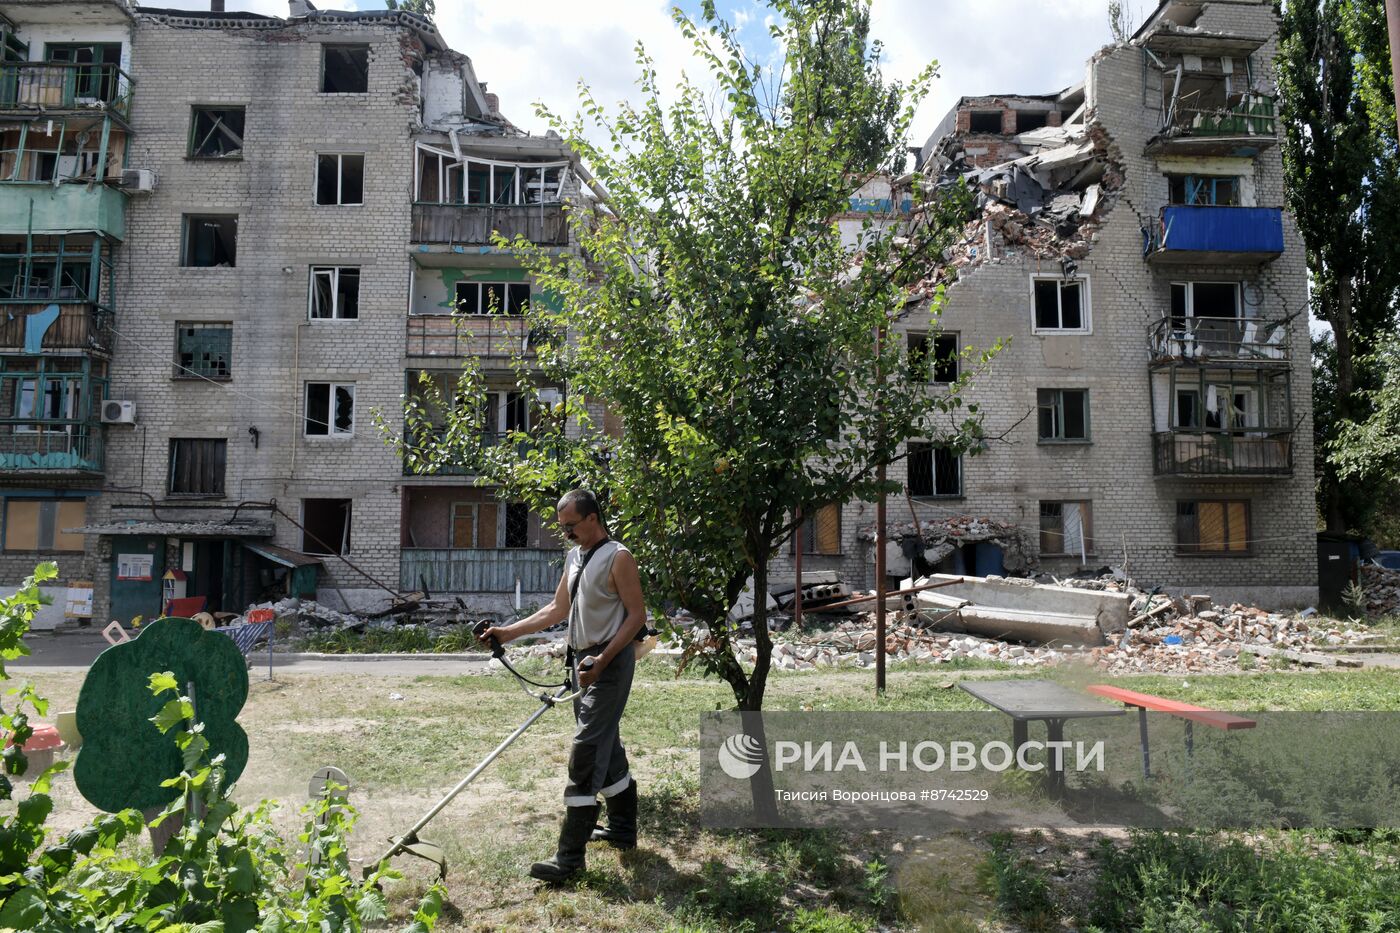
xmin=181 ymin=214 xmax=238 ymax=268
xmin=173 ymin=322 xmax=233 ymax=380
xmin=452 ymin=280 xmax=531 ymax=316
xmin=167 ymin=438 xmax=227 ymax=499
xmin=319 ymin=44 xmax=370 ymax=94
xmin=907 ymin=331 xmax=959 ymax=384
xmin=906 ymin=442 xmax=963 ymax=498
xmin=1176 ymin=499 xmax=1252 ymax=556
xmin=315 ymin=152 xmax=365 ymax=206
xmin=187 ymin=105 xmax=246 ymax=160
xmin=1036 ymin=388 xmax=1091 ymax=443
xmin=308 ymin=266 xmax=361 ymax=321
xmin=302 ymin=498 xmax=353 ymax=555
xmin=304 ymin=381 xmax=357 ymax=438
xmin=1038 ymin=500 xmax=1094 ymax=558
xmin=1167 ymin=173 xmax=1242 ymax=206
xmin=1030 ymin=275 xmax=1091 ymax=334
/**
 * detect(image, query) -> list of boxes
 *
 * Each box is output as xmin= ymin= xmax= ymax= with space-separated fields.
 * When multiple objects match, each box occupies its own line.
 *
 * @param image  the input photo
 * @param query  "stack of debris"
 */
xmin=1361 ymin=564 xmax=1400 ymax=616
xmin=860 ymin=515 xmax=1034 ymax=577
xmin=744 ymin=616 xmax=1064 ymax=671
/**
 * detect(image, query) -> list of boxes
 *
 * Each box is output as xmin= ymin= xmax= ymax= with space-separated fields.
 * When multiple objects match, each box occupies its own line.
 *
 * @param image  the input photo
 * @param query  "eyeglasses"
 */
xmin=559 ymin=514 xmax=593 ymax=532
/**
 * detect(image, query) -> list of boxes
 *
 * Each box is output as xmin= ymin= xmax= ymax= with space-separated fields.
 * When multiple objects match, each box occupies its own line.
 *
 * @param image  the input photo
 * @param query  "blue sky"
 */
xmin=153 ymin=0 xmax=1132 ymax=147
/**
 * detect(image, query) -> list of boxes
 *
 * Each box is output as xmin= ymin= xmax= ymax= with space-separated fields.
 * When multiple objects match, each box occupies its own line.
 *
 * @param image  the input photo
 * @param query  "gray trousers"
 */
xmin=564 ymin=640 xmax=635 ymax=807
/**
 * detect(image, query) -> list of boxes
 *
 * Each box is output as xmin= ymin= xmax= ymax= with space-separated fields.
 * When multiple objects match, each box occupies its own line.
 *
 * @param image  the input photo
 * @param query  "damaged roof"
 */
xmin=138 ymin=6 xmax=447 ymax=50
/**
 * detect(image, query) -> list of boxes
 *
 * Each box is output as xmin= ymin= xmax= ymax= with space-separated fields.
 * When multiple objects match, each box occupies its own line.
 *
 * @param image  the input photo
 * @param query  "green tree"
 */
xmin=396 ymin=0 xmax=987 ymax=711
xmin=385 ymin=0 xmax=434 ymax=18
xmin=1276 ymin=0 xmax=1400 ymax=531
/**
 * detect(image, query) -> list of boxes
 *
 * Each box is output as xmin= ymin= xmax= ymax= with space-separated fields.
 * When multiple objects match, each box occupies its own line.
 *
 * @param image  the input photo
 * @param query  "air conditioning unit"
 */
xmin=101 ymin=400 xmax=136 ymax=424
xmin=120 ymin=168 xmax=157 ymax=193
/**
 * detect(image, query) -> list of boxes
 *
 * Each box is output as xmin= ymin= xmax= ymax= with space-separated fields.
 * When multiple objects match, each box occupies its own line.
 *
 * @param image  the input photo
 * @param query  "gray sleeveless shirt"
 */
xmin=566 ymin=539 xmax=629 ymax=649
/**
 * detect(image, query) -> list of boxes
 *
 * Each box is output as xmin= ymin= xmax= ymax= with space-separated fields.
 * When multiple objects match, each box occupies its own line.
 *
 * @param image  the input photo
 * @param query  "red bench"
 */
xmin=1086 ymin=684 xmax=1256 ymax=779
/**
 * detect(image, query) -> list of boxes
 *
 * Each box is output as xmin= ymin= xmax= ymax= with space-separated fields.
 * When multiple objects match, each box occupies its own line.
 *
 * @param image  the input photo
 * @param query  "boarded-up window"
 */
xmin=1039 ymin=501 xmax=1093 ymax=557
xmin=907 ymin=443 xmax=961 ymax=497
xmin=1177 ymin=500 xmax=1249 ymax=553
xmin=452 ymin=501 xmax=500 ymax=548
xmin=3 ymin=498 xmax=84 ymax=552
xmin=792 ymin=503 xmax=842 ymax=555
xmin=303 ymin=498 xmax=352 ymax=555
xmin=168 ymin=438 xmax=226 ymax=497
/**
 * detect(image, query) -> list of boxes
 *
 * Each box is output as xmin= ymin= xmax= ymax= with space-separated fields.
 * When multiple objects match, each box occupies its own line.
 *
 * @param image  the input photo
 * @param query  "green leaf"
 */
xmin=0 ymin=887 xmax=45 ymax=929
xmin=148 ymin=671 xmax=180 ymax=695
xmin=151 ymin=698 xmax=194 ymax=734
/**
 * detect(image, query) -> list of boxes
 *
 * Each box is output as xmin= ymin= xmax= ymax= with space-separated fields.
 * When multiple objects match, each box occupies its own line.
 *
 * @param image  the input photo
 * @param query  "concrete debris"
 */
xmin=860 ymin=514 xmax=1034 ymax=577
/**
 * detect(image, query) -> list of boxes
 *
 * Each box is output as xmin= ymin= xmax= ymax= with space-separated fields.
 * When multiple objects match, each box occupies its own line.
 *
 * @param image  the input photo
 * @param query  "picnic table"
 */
xmin=959 ymin=679 xmax=1124 ymax=795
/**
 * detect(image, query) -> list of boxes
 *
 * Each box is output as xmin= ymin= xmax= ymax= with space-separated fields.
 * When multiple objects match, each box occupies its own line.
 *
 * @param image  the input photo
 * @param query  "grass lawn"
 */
xmin=12 ymin=658 xmax=1400 ymax=932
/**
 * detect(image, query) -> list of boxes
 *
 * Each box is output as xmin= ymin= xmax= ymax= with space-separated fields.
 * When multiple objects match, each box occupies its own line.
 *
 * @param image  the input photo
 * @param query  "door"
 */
xmin=109 ymin=535 xmax=166 ymax=626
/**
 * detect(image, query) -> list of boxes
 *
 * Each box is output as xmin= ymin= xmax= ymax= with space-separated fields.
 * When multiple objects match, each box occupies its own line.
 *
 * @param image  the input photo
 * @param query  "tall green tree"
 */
xmin=397 ymin=0 xmax=986 ymax=711
xmin=1276 ymin=0 xmax=1400 ymax=531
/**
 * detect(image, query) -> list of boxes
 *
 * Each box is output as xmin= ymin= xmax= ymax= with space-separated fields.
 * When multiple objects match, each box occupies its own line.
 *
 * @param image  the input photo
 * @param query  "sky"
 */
xmin=144 ymin=0 xmax=1137 ymax=148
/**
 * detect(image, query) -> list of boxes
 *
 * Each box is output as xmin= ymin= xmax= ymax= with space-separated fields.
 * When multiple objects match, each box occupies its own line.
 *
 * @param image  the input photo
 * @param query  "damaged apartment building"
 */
xmin=775 ymin=0 xmax=1316 ymax=607
xmin=0 ymin=0 xmax=589 ymax=623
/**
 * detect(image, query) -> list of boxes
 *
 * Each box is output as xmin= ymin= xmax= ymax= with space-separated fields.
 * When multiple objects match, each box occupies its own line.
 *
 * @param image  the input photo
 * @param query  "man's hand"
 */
xmin=481 ymin=625 xmax=516 ymax=646
xmin=578 ymin=655 xmax=606 ymax=689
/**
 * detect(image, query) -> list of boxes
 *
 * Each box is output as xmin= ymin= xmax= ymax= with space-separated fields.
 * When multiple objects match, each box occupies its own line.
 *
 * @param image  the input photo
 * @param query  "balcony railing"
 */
xmin=0 ymin=183 xmax=126 ymax=240
xmin=410 ymin=202 xmax=569 ymax=245
xmin=402 ymin=431 xmax=532 ymax=475
xmin=1149 ymin=314 xmax=1291 ymax=364
xmin=405 ymin=313 xmax=560 ymax=359
xmin=0 ymin=304 xmax=111 ymax=354
xmin=0 ymin=62 xmax=133 ymax=120
xmin=401 ymin=547 xmax=564 ymax=593
xmin=1144 ymin=206 xmax=1284 ymax=262
xmin=0 ymin=424 xmax=103 ymax=473
xmin=1152 ymin=430 xmax=1292 ymax=477
xmin=1164 ymin=94 xmax=1276 ymax=139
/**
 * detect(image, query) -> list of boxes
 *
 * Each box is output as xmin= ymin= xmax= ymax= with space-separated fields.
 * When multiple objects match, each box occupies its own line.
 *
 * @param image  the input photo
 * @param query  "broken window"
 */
xmin=316 ymin=153 xmax=364 ymax=205
xmin=46 ymin=42 xmax=122 ymax=102
xmin=309 ymin=266 xmax=360 ymax=320
xmin=907 ymin=443 xmax=961 ymax=497
xmin=1015 ymin=110 xmax=1048 ymax=131
xmin=454 ymin=280 xmax=530 ymax=315
xmin=305 ymin=382 xmax=355 ymax=437
xmin=1032 ymin=277 xmax=1087 ymax=332
xmin=791 ymin=503 xmax=841 ymax=556
xmin=321 ymin=45 xmax=369 ymax=93
xmin=168 ymin=438 xmax=227 ymax=497
xmin=908 ymin=332 xmax=959 ymax=383
xmin=505 ymin=501 xmax=530 ymax=548
xmin=1039 ymin=501 xmax=1093 ymax=557
xmin=969 ymin=111 xmax=1002 ymax=133
xmin=188 ymin=107 xmax=245 ymax=159
xmin=11 ymin=376 xmax=79 ymax=427
xmin=414 ymin=145 xmax=570 ymax=205
xmin=1170 ymin=281 xmax=1239 ymax=326
xmin=480 ymin=390 xmax=527 ymax=442
xmin=175 ymin=323 xmax=232 ymax=379
xmin=1037 ymin=388 xmax=1089 ymax=442
xmin=182 ymin=214 xmax=237 ymax=267
xmin=1167 ymin=174 xmax=1240 ymax=206
xmin=2 ymin=498 xmax=85 ymax=552
xmin=1177 ymin=500 xmax=1249 ymax=554
xmin=303 ymin=498 xmax=352 ymax=555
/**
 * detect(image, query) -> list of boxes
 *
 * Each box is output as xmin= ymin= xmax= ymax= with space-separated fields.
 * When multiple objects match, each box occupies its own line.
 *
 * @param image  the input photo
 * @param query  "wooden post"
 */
xmin=793 ymin=507 xmax=803 ymax=628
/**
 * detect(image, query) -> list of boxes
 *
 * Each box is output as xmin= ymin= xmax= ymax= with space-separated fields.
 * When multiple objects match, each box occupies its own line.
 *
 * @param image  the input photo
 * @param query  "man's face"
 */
xmin=557 ymin=505 xmax=592 ymax=543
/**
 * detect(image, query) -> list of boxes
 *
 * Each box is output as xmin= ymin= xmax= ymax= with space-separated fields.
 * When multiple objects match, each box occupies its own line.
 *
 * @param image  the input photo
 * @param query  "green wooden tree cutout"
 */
xmin=74 ymin=617 xmax=250 ymax=813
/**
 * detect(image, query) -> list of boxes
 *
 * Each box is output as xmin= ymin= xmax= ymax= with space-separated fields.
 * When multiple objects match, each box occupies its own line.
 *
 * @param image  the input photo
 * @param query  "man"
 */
xmin=482 ymin=489 xmax=646 ymax=883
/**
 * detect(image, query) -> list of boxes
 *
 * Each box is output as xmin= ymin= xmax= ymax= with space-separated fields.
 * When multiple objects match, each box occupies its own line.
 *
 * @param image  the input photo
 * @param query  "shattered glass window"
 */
xmin=189 ymin=107 xmax=245 ymax=159
xmin=175 ymin=323 xmax=232 ymax=379
xmin=305 ymin=382 xmax=355 ymax=436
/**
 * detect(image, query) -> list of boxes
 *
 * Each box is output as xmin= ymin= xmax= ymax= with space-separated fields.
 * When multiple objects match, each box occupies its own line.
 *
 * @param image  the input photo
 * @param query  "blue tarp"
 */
xmin=1159 ymin=206 xmax=1284 ymax=255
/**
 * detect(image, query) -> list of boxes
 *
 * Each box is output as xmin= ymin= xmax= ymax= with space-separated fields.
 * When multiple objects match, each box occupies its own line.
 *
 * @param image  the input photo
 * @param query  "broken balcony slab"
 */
xmin=907 ymin=573 xmax=1131 ymax=646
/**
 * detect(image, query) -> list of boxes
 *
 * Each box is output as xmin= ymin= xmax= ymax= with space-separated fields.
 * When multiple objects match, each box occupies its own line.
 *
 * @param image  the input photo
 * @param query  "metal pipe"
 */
xmin=793 ymin=506 xmax=802 ymax=628
xmin=795 ymin=576 xmax=966 ymax=614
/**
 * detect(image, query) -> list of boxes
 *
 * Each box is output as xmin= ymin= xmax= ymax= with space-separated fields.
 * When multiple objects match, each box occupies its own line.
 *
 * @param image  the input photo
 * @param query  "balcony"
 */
xmin=0 ymin=183 xmax=125 ymax=240
xmin=1148 ymin=95 xmax=1277 ymax=157
xmin=0 ymin=424 xmax=103 ymax=473
xmin=0 ymin=303 xmax=111 ymax=355
xmin=1149 ymin=314 xmax=1291 ymax=365
xmin=1144 ymin=206 xmax=1283 ymax=264
xmin=406 ymin=313 xmax=560 ymax=360
xmin=400 ymin=547 xmax=564 ymax=593
xmin=0 ymin=62 xmax=133 ymax=122
xmin=1152 ymin=430 xmax=1292 ymax=478
xmin=402 ymin=432 xmax=533 ymax=476
xmin=411 ymin=203 xmax=569 ymax=246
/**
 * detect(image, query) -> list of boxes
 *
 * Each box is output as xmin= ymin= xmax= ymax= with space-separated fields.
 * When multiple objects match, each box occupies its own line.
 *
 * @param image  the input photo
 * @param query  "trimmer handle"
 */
xmin=471 ymin=620 xmax=505 ymax=659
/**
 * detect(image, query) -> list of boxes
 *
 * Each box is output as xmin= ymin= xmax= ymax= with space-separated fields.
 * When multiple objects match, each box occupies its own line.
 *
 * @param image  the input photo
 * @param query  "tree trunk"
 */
xmin=743 ymin=537 xmax=771 ymax=712
xmin=1327 ymin=278 xmax=1357 ymax=532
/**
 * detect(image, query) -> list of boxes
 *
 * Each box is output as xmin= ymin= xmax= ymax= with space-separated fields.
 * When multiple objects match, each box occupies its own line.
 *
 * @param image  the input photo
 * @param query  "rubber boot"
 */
xmin=590 ymin=778 xmax=637 ymax=849
xmin=529 ymin=804 xmax=599 ymax=883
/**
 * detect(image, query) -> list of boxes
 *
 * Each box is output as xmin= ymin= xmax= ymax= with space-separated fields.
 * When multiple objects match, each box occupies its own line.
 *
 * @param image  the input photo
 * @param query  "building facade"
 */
xmin=0 ymin=0 xmax=583 ymax=624
xmin=773 ymin=0 xmax=1317 ymax=608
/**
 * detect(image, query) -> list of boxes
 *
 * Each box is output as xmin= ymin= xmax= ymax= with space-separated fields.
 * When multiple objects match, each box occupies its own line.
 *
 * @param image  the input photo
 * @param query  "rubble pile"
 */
xmin=860 ymin=515 xmax=1034 ymax=576
xmin=1361 ymin=564 xmax=1400 ymax=616
xmin=241 ymin=597 xmax=366 ymax=630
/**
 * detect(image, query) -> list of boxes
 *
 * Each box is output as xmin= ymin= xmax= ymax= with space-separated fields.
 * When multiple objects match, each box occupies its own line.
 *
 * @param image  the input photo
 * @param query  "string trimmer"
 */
xmin=363 ymin=621 xmax=594 ymax=879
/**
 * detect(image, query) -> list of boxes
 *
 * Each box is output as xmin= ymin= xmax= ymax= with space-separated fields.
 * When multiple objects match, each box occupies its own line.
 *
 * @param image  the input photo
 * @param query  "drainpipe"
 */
xmin=290 ymin=320 xmax=305 ymax=478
